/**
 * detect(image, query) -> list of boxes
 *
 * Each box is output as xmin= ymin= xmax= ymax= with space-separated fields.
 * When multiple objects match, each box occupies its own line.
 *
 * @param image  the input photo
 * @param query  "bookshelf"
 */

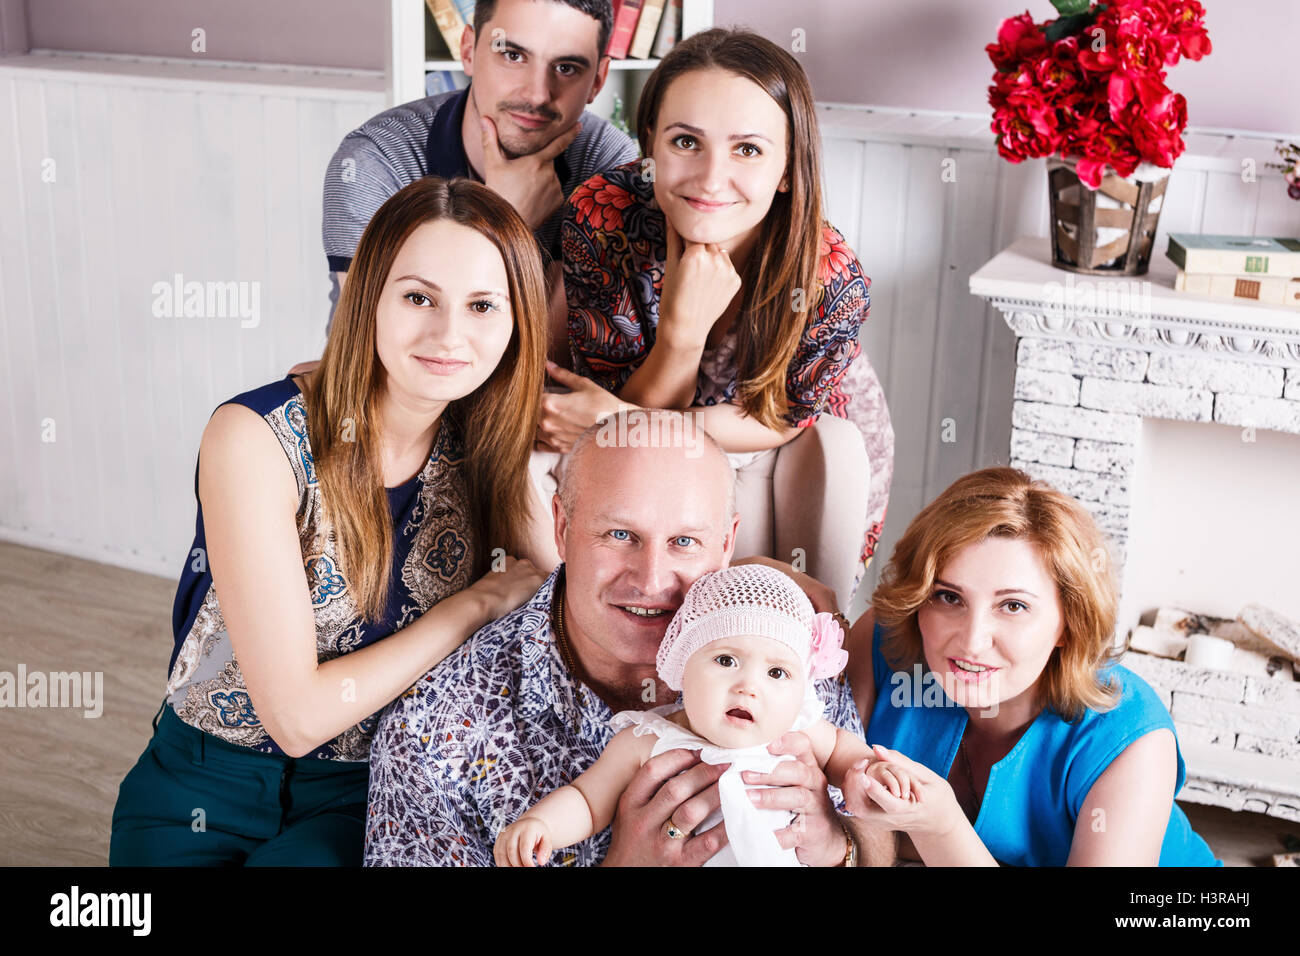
xmin=387 ymin=0 xmax=714 ymax=125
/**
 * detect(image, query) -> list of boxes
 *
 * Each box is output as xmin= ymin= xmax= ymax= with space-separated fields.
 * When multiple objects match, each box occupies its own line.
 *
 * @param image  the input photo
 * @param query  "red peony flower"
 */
xmin=1034 ymin=35 xmax=1086 ymax=96
xmin=992 ymin=83 xmax=1069 ymax=162
xmin=987 ymin=12 xmax=1049 ymax=70
xmin=1128 ymin=92 xmax=1187 ymax=167
xmin=986 ymin=0 xmax=1209 ymax=185
xmin=1166 ymin=0 xmax=1212 ymax=60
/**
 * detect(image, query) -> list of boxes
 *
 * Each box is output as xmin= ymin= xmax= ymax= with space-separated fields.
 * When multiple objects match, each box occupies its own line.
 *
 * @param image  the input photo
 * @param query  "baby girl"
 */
xmin=495 ymin=564 xmax=913 ymax=867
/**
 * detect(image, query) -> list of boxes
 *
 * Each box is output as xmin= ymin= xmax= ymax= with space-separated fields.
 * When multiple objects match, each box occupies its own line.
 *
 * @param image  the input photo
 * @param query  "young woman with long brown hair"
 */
xmin=109 ymin=177 xmax=549 ymax=866
xmin=534 ymin=27 xmax=895 ymax=611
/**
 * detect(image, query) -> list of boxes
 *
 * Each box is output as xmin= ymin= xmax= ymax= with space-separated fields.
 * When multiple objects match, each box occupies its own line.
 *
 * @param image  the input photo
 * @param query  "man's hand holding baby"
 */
xmin=600 ymin=749 xmax=730 ymax=866
xmin=742 ymin=730 xmax=852 ymax=867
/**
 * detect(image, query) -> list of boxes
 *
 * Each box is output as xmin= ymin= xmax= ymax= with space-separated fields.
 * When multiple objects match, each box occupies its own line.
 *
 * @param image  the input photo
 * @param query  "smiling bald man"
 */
xmin=364 ymin=410 xmax=895 ymax=867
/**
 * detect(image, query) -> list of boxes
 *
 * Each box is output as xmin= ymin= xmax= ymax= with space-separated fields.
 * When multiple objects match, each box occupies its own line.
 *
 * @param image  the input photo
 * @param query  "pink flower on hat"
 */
xmin=807 ymin=612 xmax=848 ymax=680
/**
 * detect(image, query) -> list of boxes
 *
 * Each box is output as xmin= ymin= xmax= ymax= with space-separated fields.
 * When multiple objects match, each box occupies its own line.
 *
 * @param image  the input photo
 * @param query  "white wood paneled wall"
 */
xmin=0 ymin=53 xmax=385 ymax=577
xmin=816 ymin=106 xmax=1300 ymax=607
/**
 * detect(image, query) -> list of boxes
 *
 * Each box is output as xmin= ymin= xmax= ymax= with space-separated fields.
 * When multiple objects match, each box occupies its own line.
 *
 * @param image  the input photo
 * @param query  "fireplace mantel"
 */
xmin=972 ymin=237 xmax=1300 ymax=367
xmin=970 ymin=238 xmax=1300 ymax=823
xmin=970 ymin=238 xmax=1300 ymax=574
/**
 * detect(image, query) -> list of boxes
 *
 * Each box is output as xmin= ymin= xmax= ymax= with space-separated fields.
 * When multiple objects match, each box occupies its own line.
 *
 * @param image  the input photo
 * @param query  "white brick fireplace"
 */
xmin=971 ymin=238 xmax=1300 ymax=821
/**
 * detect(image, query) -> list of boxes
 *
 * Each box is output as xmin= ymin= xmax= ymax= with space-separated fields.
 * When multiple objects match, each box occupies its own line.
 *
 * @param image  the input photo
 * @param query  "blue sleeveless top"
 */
xmin=165 ymin=374 xmax=476 ymax=760
xmin=866 ymin=622 xmax=1220 ymax=866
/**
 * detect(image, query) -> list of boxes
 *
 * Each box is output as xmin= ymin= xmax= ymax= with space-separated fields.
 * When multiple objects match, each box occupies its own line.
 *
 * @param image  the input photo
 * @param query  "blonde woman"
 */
xmin=841 ymin=467 xmax=1220 ymax=866
xmin=110 ymin=178 xmax=549 ymax=865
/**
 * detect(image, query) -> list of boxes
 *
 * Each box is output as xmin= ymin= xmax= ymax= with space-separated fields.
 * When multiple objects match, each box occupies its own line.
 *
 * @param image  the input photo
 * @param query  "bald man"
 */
xmin=364 ymin=411 xmax=892 ymax=866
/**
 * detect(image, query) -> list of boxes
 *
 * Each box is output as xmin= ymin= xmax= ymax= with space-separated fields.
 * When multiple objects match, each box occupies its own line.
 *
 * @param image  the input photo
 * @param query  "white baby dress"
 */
xmin=608 ymin=691 xmax=826 ymax=867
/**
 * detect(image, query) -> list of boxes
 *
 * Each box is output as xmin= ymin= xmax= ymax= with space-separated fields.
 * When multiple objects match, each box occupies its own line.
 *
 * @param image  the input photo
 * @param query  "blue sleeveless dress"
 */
xmin=165 ymin=374 xmax=476 ymax=760
xmin=865 ymin=621 xmax=1221 ymax=866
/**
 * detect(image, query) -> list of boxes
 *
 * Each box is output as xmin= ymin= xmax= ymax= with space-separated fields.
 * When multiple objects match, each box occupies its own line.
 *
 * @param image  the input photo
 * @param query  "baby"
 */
xmin=495 ymin=564 xmax=913 ymax=867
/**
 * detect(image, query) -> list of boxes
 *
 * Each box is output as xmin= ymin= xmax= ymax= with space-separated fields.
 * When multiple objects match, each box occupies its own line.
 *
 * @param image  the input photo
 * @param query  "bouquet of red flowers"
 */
xmin=988 ymin=0 xmax=1211 ymax=188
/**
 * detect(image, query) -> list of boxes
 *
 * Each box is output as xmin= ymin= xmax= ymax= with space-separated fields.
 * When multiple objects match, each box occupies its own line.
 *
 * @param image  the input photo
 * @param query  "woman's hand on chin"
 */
xmin=657 ymin=218 xmax=741 ymax=351
xmin=535 ymin=361 xmax=633 ymax=454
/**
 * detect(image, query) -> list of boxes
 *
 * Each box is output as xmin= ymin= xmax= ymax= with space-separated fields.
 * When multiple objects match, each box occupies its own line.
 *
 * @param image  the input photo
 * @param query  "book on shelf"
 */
xmin=652 ymin=0 xmax=682 ymax=58
xmin=629 ymin=0 xmax=666 ymax=58
xmin=426 ymin=0 xmax=467 ymax=61
xmin=1174 ymin=270 xmax=1300 ymax=307
xmin=451 ymin=0 xmax=476 ymax=25
xmin=425 ymin=70 xmax=468 ymax=97
xmin=1166 ymin=233 xmax=1300 ymax=276
xmin=606 ymin=0 xmax=643 ymax=59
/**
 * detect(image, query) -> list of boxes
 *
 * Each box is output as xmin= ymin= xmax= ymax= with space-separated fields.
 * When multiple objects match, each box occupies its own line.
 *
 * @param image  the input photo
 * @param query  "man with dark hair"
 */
xmin=321 ymin=0 xmax=636 ymax=344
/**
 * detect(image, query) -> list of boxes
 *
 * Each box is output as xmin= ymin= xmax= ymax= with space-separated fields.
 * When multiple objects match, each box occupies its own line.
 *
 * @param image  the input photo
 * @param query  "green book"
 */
xmin=1167 ymin=234 xmax=1300 ymax=276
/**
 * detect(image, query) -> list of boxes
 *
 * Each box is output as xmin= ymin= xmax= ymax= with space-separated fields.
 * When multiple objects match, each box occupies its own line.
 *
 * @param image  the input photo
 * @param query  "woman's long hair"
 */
xmin=636 ymin=27 xmax=826 ymax=431
xmin=304 ymin=177 xmax=546 ymax=622
xmin=872 ymin=468 xmax=1121 ymax=722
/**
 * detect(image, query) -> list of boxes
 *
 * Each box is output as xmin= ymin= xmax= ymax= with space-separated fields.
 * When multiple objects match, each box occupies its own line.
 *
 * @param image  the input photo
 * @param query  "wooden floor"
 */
xmin=1 ymin=539 xmax=1296 ymax=867
xmin=1 ymin=541 xmax=176 ymax=866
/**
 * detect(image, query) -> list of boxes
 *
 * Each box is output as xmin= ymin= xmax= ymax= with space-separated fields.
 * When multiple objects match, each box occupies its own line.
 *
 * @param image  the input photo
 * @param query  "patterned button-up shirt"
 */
xmin=364 ymin=566 xmax=867 ymax=866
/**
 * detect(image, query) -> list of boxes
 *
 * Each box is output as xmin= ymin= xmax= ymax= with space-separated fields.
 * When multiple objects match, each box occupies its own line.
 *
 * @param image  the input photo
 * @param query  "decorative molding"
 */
xmin=1180 ymin=778 xmax=1300 ymax=822
xmin=991 ymin=300 xmax=1300 ymax=366
xmin=0 ymin=51 xmax=386 ymax=98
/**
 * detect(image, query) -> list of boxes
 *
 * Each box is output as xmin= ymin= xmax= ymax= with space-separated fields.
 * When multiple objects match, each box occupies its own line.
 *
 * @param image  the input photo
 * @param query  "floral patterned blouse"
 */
xmin=560 ymin=161 xmax=894 ymax=565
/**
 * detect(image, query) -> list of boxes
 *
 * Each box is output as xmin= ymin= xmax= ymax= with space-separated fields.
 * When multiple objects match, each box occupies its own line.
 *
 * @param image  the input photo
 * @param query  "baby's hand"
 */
xmin=842 ymin=757 xmax=917 ymax=817
xmin=865 ymin=758 xmax=916 ymax=802
xmin=493 ymin=817 xmax=553 ymax=868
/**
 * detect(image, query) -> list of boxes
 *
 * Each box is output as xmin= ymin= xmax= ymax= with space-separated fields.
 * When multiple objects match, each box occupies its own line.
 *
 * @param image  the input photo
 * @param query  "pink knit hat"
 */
xmin=656 ymin=565 xmax=849 ymax=691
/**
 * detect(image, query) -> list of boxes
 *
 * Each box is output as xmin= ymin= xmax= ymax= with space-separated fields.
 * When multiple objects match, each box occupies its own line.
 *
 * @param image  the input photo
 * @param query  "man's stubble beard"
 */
xmin=471 ymin=84 xmax=555 ymax=161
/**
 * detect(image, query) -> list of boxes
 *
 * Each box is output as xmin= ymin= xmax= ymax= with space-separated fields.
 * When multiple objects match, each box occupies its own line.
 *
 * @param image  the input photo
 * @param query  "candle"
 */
xmin=1184 ymin=633 xmax=1234 ymax=670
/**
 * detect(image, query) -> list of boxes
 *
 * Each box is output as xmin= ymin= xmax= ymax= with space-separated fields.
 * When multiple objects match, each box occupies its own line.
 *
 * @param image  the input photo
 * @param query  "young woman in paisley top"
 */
xmin=536 ymin=28 xmax=894 ymax=609
xmin=110 ymin=178 xmax=548 ymax=865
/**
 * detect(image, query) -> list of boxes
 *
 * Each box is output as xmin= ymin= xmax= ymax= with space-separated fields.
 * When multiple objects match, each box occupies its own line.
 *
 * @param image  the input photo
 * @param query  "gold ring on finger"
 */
xmin=663 ymin=818 xmax=687 ymax=840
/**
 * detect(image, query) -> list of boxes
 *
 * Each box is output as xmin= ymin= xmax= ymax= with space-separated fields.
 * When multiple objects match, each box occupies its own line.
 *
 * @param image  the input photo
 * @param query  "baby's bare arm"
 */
xmin=520 ymin=785 xmax=597 ymax=849
xmin=526 ymin=728 xmax=647 ymax=843
xmin=496 ymin=730 xmax=649 ymax=866
xmin=822 ymin=724 xmax=875 ymax=790
xmin=570 ymin=728 xmax=654 ymax=833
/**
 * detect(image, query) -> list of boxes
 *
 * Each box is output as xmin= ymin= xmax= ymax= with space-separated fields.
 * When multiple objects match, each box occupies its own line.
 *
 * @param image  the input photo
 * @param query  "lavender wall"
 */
xmin=21 ymin=0 xmax=386 ymax=70
xmin=0 ymin=0 xmax=27 ymax=54
xmin=717 ymin=0 xmax=1299 ymax=136
xmin=12 ymin=1 xmax=1296 ymax=135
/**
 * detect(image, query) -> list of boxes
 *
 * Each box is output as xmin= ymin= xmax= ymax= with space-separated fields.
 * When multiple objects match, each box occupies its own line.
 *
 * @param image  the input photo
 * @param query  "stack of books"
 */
xmin=425 ymin=0 xmax=683 ymax=62
xmin=1167 ymin=234 xmax=1300 ymax=307
xmin=607 ymin=0 xmax=682 ymax=60
xmin=427 ymin=0 xmax=477 ymax=60
xmin=425 ymin=69 xmax=470 ymax=98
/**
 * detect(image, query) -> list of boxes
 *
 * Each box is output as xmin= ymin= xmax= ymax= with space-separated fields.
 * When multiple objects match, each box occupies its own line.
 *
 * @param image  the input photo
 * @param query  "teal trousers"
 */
xmin=109 ymin=702 xmax=369 ymax=866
